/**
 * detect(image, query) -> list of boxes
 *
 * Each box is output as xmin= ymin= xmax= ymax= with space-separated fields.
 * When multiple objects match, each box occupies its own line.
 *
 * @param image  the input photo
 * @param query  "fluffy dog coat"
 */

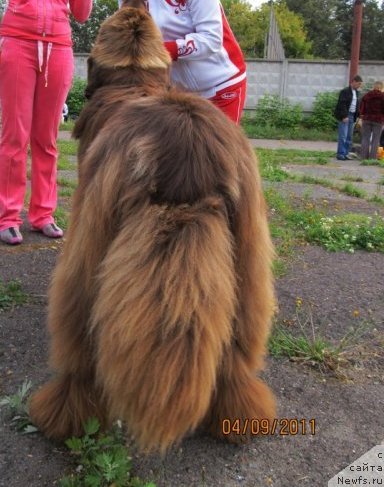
xmin=29 ymin=0 xmax=276 ymax=453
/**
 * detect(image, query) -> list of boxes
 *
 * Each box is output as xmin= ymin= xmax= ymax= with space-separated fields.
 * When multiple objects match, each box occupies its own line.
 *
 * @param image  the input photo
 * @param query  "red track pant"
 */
xmin=0 ymin=37 xmax=74 ymax=231
xmin=209 ymin=78 xmax=247 ymax=125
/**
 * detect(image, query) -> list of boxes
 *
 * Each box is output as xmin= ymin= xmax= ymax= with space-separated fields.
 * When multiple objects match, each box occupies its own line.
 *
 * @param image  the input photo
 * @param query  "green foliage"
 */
xmin=340 ymin=183 xmax=367 ymax=199
xmin=269 ymin=325 xmax=332 ymax=362
xmin=0 ymin=279 xmax=27 ymax=310
xmin=302 ymin=214 xmax=384 ymax=253
xmin=54 ymin=206 xmax=70 ymax=230
xmin=241 ymin=113 xmax=336 ymax=141
xmin=360 ymin=159 xmax=384 ymax=168
xmin=257 ymin=148 xmax=332 ymax=166
xmin=306 ymin=91 xmax=339 ymax=131
xmin=223 ymin=0 xmax=312 ymax=58
xmin=66 ymin=77 xmax=87 ymax=117
xmin=258 ymin=2 xmax=313 ymax=59
xmin=278 ymin=0 xmax=384 ymax=60
xmin=58 ymin=140 xmax=79 ymax=156
xmin=0 ymin=381 xmax=38 ymax=433
xmin=222 ymin=1 xmax=262 ymax=56
xmin=71 ymin=0 xmax=117 ymax=53
xmin=59 ymin=418 xmax=155 ymax=487
xmin=253 ymin=94 xmax=303 ymax=129
xmin=264 ymin=183 xmax=384 ymax=253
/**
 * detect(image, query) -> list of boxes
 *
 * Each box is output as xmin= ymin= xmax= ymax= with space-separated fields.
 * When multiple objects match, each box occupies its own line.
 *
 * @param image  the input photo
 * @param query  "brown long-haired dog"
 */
xmin=29 ymin=0 xmax=276 ymax=453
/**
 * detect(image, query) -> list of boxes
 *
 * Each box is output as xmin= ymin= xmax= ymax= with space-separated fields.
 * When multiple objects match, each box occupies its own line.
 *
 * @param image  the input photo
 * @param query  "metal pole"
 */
xmin=350 ymin=0 xmax=364 ymax=81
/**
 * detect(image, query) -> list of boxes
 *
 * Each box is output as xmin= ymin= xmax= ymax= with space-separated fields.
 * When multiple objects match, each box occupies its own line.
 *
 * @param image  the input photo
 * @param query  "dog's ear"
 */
xmin=120 ymin=0 xmax=146 ymax=9
xmin=91 ymin=6 xmax=171 ymax=70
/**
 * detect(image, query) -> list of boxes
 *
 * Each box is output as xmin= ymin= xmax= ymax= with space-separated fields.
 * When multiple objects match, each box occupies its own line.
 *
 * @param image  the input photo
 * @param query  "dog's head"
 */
xmin=85 ymin=1 xmax=171 ymax=98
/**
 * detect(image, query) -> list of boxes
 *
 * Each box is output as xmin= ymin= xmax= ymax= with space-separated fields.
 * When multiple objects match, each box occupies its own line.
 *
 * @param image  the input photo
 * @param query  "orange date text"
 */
xmin=221 ymin=418 xmax=316 ymax=436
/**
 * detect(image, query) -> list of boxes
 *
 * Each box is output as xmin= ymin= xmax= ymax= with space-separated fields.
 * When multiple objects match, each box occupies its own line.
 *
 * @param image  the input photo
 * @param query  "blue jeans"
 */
xmin=337 ymin=112 xmax=355 ymax=158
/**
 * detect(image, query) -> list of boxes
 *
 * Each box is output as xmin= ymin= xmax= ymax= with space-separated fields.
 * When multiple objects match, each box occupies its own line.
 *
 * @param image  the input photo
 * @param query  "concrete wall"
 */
xmin=74 ymin=54 xmax=384 ymax=113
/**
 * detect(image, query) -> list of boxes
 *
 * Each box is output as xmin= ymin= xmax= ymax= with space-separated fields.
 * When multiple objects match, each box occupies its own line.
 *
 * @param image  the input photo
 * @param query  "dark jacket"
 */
xmin=334 ymin=86 xmax=360 ymax=122
xmin=359 ymin=90 xmax=384 ymax=124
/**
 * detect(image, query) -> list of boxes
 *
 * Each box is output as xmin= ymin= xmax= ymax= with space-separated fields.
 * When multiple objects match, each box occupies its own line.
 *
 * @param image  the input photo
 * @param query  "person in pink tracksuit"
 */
xmin=0 ymin=0 xmax=93 ymax=245
xmin=120 ymin=0 xmax=247 ymax=124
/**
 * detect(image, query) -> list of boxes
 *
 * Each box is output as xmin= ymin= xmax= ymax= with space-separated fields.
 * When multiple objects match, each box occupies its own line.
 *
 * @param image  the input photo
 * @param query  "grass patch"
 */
xmin=242 ymin=116 xmax=336 ymax=142
xmin=269 ymin=303 xmax=372 ymax=377
xmin=59 ymin=417 xmax=155 ymax=487
xmin=58 ymin=155 xmax=76 ymax=171
xmin=59 ymin=120 xmax=75 ymax=132
xmin=264 ymin=188 xmax=384 ymax=253
xmin=269 ymin=325 xmax=332 ymax=363
xmin=369 ymin=194 xmax=384 ymax=204
xmin=0 ymin=280 xmax=28 ymax=310
xmin=59 ymin=187 xmax=76 ymax=198
xmin=340 ymin=183 xmax=367 ymax=199
xmin=257 ymin=147 xmax=331 ymax=168
xmin=54 ymin=206 xmax=70 ymax=230
xmin=360 ymin=159 xmax=384 ymax=167
xmin=58 ymin=177 xmax=78 ymax=190
xmin=340 ymin=175 xmax=364 ymax=183
xmin=57 ymin=140 xmax=78 ymax=156
xmin=256 ymin=148 xmax=332 ymax=182
xmin=301 ymin=213 xmax=384 ymax=252
xmin=292 ymin=174 xmax=334 ymax=188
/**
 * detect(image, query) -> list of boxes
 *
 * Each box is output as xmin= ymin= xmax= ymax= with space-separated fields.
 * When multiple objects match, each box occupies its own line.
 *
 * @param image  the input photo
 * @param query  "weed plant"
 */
xmin=0 ymin=280 xmax=27 ymax=310
xmin=59 ymin=418 xmax=155 ymax=487
xmin=269 ymin=300 xmax=372 ymax=377
xmin=0 ymin=381 xmax=37 ymax=433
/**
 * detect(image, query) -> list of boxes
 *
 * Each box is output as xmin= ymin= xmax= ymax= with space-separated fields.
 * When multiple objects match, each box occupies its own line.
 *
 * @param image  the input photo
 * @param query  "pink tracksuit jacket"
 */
xmin=0 ymin=0 xmax=91 ymax=44
xmin=0 ymin=0 xmax=92 ymax=232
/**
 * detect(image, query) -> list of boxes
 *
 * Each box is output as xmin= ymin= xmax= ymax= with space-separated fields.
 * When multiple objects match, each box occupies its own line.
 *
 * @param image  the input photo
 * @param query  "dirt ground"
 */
xmin=0 ymin=139 xmax=383 ymax=487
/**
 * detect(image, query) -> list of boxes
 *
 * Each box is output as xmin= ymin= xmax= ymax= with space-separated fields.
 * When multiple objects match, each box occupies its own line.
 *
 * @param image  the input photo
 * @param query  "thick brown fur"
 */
xmin=29 ymin=4 xmax=276 ymax=453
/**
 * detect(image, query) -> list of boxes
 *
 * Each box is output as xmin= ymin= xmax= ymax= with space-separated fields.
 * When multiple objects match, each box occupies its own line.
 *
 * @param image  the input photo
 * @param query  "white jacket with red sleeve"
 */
xmin=120 ymin=0 xmax=246 ymax=98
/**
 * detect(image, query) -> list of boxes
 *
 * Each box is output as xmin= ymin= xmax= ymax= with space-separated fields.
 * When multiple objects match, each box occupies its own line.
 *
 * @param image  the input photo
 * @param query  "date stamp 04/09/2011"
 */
xmin=221 ymin=418 xmax=317 ymax=436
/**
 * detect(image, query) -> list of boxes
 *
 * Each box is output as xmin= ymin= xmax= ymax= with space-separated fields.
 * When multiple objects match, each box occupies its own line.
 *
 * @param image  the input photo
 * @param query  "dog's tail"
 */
xmin=91 ymin=196 xmax=237 ymax=453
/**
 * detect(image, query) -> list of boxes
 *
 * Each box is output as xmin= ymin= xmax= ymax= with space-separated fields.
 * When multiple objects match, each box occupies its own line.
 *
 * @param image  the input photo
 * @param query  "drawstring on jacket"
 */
xmin=37 ymin=40 xmax=53 ymax=87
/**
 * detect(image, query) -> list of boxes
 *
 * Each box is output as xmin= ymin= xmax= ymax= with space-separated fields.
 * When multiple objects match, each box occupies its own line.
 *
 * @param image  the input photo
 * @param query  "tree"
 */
xmin=332 ymin=0 xmax=384 ymax=60
xmin=280 ymin=0 xmax=384 ymax=60
xmin=222 ymin=0 xmax=263 ymax=56
xmin=223 ymin=0 xmax=312 ymax=58
xmin=70 ymin=0 xmax=116 ymax=53
xmin=278 ymin=0 xmax=345 ymax=58
xmin=258 ymin=2 xmax=313 ymax=58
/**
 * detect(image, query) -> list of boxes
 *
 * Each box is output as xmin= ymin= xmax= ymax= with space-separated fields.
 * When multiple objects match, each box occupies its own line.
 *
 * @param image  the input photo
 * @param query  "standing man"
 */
xmin=334 ymin=75 xmax=363 ymax=160
xmin=359 ymin=81 xmax=384 ymax=160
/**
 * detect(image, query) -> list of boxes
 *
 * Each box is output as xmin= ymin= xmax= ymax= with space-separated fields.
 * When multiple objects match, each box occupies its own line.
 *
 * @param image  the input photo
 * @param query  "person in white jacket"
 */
xmin=120 ymin=0 xmax=247 ymax=124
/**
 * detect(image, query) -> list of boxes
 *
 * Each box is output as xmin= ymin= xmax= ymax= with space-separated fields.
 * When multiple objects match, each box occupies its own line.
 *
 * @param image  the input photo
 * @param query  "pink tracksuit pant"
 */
xmin=0 ymin=37 xmax=74 ymax=231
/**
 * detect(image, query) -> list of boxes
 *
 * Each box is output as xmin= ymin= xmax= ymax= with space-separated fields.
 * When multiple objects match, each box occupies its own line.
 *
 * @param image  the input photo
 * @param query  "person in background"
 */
xmin=0 ymin=0 xmax=93 ymax=245
xmin=334 ymin=74 xmax=363 ymax=161
xmin=62 ymin=103 xmax=69 ymax=123
xmin=120 ymin=0 xmax=247 ymax=125
xmin=359 ymin=81 xmax=384 ymax=160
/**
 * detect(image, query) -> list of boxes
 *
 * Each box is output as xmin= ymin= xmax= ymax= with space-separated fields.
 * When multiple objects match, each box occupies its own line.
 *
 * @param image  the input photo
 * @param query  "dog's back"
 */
xmin=29 ymin=4 xmax=276 ymax=453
